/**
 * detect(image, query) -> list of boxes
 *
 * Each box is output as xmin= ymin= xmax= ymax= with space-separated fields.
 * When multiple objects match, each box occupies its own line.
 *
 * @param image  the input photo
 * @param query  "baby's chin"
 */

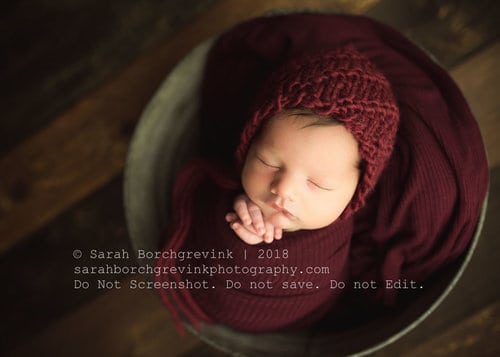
xmin=275 ymin=214 xmax=341 ymax=233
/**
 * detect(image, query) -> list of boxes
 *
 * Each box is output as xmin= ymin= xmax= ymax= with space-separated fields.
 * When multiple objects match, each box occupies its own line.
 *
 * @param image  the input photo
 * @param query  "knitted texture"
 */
xmin=235 ymin=48 xmax=399 ymax=214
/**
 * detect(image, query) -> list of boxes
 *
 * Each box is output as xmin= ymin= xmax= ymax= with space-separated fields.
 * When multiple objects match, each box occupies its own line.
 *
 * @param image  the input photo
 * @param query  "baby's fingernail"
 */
xmin=258 ymin=227 xmax=265 ymax=235
xmin=231 ymin=223 xmax=239 ymax=230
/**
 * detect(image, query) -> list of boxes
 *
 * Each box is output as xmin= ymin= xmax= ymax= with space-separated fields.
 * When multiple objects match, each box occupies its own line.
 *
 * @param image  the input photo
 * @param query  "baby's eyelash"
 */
xmin=309 ymin=180 xmax=333 ymax=191
xmin=257 ymin=155 xmax=280 ymax=169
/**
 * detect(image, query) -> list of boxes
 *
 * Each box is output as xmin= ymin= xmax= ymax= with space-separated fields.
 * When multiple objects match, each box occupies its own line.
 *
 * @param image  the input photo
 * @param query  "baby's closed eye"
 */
xmin=307 ymin=179 xmax=333 ymax=191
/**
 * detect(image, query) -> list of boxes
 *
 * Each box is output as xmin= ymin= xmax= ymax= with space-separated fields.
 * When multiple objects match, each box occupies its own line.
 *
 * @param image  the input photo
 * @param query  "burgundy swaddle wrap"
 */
xmin=155 ymin=13 xmax=488 ymax=333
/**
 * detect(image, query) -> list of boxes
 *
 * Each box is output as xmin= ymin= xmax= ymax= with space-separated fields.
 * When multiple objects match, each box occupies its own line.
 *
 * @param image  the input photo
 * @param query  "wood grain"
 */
xmin=0 ymin=0 xmax=216 ymax=154
xmin=7 ymin=275 xmax=201 ymax=357
xmin=451 ymin=42 xmax=500 ymax=168
xmin=404 ymin=300 xmax=500 ymax=357
xmin=0 ymin=176 xmax=134 ymax=352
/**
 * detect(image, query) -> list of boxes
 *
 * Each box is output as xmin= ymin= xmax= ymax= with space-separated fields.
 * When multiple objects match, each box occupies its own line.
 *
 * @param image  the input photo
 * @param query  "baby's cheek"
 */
xmin=241 ymin=165 xmax=256 ymax=192
xmin=308 ymin=196 xmax=344 ymax=227
xmin=242 ymin=175 xmax=267 ymax=207
xmin=246 ymin=169 xmax=270 ymax=189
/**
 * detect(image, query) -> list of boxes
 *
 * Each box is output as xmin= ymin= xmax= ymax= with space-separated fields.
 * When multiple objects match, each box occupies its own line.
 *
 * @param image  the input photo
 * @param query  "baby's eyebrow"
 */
xmin=309 ymin=167 xmax=338 ymax=177
xmin=308 ymin=169 xmax=337 ymax=182
xmin=254 ymin=148 xmax=273 ymax=158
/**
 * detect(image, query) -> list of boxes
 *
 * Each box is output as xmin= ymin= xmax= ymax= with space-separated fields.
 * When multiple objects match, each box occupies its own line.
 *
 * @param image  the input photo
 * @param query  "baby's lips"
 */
xmin=270 ymin=202 xmax=297 ymax=219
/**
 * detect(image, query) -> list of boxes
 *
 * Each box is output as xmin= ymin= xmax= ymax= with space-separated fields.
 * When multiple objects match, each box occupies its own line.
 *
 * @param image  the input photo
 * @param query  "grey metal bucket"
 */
xmin=123 ymin=36 xmax=488 ymax=357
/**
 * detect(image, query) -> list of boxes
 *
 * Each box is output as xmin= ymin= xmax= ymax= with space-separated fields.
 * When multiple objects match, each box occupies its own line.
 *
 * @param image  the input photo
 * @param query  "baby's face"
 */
xmin=241 ymin=112 xmax=361 ymax=231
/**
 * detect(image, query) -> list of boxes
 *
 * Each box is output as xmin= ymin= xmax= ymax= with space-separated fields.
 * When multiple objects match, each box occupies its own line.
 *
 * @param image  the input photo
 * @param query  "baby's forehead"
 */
xmin=259 ymin=111 xmax=346 ymax=141
xmin=255 ymin=112 xmax=362 ymax=172
xmin=256 ymin=110 xmax=341 ymax=140
xmin=270 ymin=110 xmax=341 ymax=126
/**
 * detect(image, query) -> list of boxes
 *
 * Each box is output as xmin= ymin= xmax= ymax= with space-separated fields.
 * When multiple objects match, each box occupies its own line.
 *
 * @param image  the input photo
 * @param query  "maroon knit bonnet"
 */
xmin=235 ymin=47 xmax=400 ymax=215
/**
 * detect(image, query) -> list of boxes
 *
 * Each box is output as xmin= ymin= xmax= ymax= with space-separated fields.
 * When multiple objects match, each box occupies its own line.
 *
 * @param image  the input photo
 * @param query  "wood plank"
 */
xmin=0 ymin=0 xmax=378 ymax=254
xmin=450 ymin=42 xmax=500 ymax=168
xmin=6 ymin=275 xmax=201 ymax=357
xmin=403 ymin=300 xmax=500 ymax=357
xmin=181 ymin=343 xmax=228 ymax=357
xmin=0 ymin=176 xmax=135 ymax=352
xmin=368 ymin=0 xmax=500 ymax=67
xmin=0 ymin=0 xmax=216 ymax=154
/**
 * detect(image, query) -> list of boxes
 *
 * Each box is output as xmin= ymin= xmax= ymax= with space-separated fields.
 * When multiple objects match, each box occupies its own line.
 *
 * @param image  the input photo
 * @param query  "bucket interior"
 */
xmin=123 ymin=36 xmax=486 ymax=357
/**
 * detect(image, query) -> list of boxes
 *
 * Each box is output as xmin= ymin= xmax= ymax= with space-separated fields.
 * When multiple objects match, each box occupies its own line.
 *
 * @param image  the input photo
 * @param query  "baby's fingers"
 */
xmin=233 ymin=195 xmax=252 ymax=226
xmin=225 ymin=212 xmax=238 ymax=223
xmin=230 ymin=222 xmax=264 ymax=245
xmin=263 ymin=221 xmax=275 ymax=244
xmin=247 ymin=202 xmax=265 ymax=236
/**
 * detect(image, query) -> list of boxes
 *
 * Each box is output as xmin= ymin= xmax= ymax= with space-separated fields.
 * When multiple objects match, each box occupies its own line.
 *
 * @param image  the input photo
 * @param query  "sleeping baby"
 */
xmin=155 ymin=13 xmax=488 ymax=334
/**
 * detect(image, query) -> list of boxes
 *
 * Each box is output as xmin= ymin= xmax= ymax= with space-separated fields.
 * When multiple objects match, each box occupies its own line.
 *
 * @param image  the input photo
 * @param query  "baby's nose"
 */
xmin=270 ymin=173 xmax=297 ymax=202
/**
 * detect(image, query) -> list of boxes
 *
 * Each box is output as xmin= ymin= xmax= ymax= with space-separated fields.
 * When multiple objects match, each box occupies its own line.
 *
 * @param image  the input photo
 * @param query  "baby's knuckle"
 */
xmin=234 ymin=200 xmax=246 ymax=210
xmin=248 ymin=205 xmax=261 ymax=214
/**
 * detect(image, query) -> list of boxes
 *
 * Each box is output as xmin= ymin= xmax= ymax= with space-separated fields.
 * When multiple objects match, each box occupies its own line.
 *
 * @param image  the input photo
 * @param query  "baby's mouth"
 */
xmin=270 ymin=203 xmax=296 ymax=220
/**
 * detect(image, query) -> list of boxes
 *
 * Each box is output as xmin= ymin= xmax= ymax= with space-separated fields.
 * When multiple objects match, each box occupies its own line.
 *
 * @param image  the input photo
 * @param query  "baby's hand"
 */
xmin=225 ymin=194 xmax=283 ymax=245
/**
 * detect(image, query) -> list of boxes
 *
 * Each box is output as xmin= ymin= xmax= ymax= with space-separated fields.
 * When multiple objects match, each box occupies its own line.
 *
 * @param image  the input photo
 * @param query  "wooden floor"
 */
xmin=1 ymin=0 xmax=499 ymax=356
